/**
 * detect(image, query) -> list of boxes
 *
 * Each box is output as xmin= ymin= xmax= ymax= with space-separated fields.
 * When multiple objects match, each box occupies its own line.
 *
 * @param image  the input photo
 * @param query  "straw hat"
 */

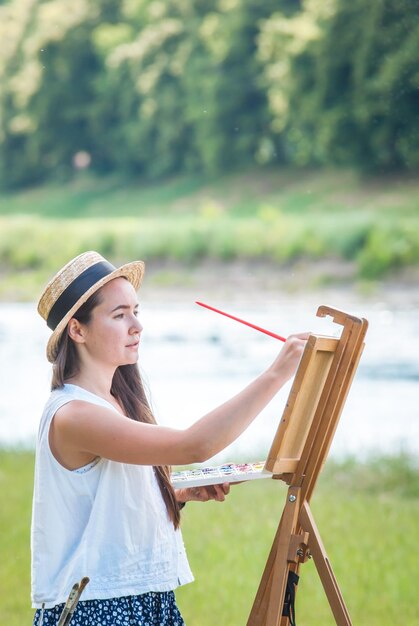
xmin=38 ymin=251 xmax=145 ymax=362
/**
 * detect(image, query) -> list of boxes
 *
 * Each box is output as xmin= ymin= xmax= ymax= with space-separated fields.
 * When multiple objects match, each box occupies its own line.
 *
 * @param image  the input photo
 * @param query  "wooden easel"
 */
xmin=247 ymin=305 xmax=368 ymax=626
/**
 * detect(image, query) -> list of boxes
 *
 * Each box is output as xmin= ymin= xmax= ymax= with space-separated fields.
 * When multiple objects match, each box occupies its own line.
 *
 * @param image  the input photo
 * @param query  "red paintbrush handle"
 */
xmin=195 ymin=301 xmax=286 ymax=342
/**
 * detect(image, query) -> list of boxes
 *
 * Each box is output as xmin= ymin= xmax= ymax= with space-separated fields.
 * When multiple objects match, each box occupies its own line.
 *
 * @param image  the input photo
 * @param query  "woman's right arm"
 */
xmin=51 ymin=333 xmax=309 ymax=468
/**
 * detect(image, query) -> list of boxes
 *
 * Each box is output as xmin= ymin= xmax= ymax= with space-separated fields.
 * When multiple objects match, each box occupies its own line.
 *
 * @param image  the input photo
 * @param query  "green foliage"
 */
xmin=1 ymin=0 xmax=417 ymax=188
xmin=259 ymin=0 xmax=419 ymax=171
xmin=357 ymin=218 xmax=419 ymax=278
xmin=0 ymin=168 xmax=418 ymax=299
xmin=0 ymin=0 xmax=281 ymax=187
xmin=324 ymin=452 xmax=419 ymax=499
xmin=91 ymin=0 xmax=281 ymax=177
xmin=0 ymin=0 xmax=101 ymax=187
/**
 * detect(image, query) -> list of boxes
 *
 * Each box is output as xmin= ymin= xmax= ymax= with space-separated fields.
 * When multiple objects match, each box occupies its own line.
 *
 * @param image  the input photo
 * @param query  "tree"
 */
xmin=258 ymin=0 xmax=419 ymax=170
xmin=0 ymin=0 xmax=103 ymax=187
xmin=90 ymin=0 xmax=282 ymax=178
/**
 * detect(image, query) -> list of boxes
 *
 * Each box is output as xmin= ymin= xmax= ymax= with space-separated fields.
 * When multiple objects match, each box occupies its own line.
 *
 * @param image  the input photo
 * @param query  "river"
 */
xmin=0 ymin=290 xmax=418 ymax=462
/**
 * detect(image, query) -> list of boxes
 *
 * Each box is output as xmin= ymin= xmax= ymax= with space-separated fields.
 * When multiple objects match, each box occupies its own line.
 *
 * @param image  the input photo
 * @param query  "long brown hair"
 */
xmin=51 ymin=288 xmax=181 ymax=529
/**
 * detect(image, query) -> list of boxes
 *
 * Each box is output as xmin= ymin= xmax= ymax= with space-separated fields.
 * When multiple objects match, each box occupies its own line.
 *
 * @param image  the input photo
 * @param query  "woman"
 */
xmin=32 ymin=251 xmax=308 ymax=625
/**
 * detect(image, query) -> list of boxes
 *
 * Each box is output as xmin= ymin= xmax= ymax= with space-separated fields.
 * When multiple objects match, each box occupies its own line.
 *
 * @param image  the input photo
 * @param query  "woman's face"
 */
xmin=78 ymin=277 xmax=143 ymax=368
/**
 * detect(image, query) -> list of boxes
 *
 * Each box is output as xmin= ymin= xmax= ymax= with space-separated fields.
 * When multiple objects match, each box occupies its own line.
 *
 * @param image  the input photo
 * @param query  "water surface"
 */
xmin=0 ymin=293 xmax=417 ymax=462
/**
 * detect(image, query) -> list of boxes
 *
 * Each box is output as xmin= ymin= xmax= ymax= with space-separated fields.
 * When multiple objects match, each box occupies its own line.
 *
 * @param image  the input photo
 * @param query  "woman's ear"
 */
xmin=67 ymin=318 xmax=86 ymax=345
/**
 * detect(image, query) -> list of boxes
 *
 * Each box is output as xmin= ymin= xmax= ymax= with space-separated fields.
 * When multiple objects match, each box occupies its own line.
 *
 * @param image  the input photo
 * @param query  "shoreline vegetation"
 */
xmin=1 ymin=450 xmax=417 ymax=625
xmin=0 ymin=167 xmax=419 ymax=301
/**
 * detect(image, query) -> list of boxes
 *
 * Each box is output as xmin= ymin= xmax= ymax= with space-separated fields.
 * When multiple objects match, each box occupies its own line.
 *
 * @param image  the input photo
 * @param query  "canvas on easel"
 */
xmin=247 ymin=305 xmax=368 ymax=626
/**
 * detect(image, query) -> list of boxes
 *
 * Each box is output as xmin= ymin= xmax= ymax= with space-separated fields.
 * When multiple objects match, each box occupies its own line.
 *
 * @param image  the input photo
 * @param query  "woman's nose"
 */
xmin=133 ymin=317 xmax=143 ymax=334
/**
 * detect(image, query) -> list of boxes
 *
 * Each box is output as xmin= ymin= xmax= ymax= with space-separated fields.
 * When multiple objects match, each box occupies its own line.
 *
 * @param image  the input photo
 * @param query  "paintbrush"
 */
xmin=57 ymin=583 xmax=79 ymax=626
xmin=38 ymin=603 xmax=45 ymax=626
xmin=56 ymin=577 xmax=90 ymax=626
xmin=195 ymin=301 xmax=286 ymax=342
xmin=63 ymin=577 xmax=90 ymax=626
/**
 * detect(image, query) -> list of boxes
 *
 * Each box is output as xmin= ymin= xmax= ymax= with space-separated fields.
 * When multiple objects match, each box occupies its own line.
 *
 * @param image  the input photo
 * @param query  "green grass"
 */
xmin=177 ymin=456 xmax=419 ymax=626
xmin=1 ymin=168 xmax=418 ymax=219
xmin=1 ymin=451 xmax=418 ymax=626
xmin=0 ymin=451 xmax=33 ymax=625
xmin=0 ymin=167 xmax=419 ymax=300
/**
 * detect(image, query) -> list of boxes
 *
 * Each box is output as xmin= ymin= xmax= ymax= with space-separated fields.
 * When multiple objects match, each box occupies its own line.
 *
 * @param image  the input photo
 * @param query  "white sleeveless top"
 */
xmin=31 ymin=384 xmax=193 ymax=609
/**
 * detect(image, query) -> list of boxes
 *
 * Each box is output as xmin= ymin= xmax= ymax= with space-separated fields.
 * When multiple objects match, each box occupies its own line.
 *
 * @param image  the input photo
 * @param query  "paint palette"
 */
xmin=171 ymin=461 xmax=271 ymax=488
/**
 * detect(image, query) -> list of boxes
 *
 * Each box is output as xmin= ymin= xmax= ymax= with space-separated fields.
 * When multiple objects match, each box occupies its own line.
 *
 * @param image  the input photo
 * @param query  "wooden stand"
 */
xmin=247 ymin=306 xmax=368 ymax=626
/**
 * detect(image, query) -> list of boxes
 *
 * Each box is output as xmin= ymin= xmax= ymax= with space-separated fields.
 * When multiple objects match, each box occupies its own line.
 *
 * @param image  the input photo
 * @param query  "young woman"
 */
xmin=31 ymin=251 xmax=308 ymax=626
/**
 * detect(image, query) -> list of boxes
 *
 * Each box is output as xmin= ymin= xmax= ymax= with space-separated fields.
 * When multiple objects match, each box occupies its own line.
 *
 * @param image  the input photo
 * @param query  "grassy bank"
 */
xmin=0 ymin=168 xmax=419 ymax=300
xmin=1 ymin=451 xmax=418 ymax=625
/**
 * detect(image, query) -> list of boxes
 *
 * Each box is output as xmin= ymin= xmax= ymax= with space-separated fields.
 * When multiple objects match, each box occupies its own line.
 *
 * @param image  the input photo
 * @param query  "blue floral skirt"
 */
xmin=33 ymin=591 xmax=185 ymax=626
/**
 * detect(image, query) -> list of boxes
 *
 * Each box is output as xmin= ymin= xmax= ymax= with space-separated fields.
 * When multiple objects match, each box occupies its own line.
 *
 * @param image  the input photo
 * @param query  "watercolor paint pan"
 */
xmin=171 ymin=461 xmax=271 ymax=488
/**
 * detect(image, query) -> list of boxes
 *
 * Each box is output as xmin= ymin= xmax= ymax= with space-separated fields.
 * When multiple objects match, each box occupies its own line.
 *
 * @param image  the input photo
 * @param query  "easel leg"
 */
xmin=247 ymin=488 xmax=301 ymax=626
xmin=299 ymin=501 xmax=353 ymax=626
xmin=247 ymin=515 xmax=284 ymax=626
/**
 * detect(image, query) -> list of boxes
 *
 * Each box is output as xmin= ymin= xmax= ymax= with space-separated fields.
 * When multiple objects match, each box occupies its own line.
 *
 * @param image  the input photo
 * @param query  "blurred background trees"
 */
xmin=0 ymin=0 xmax=418 ymax=189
